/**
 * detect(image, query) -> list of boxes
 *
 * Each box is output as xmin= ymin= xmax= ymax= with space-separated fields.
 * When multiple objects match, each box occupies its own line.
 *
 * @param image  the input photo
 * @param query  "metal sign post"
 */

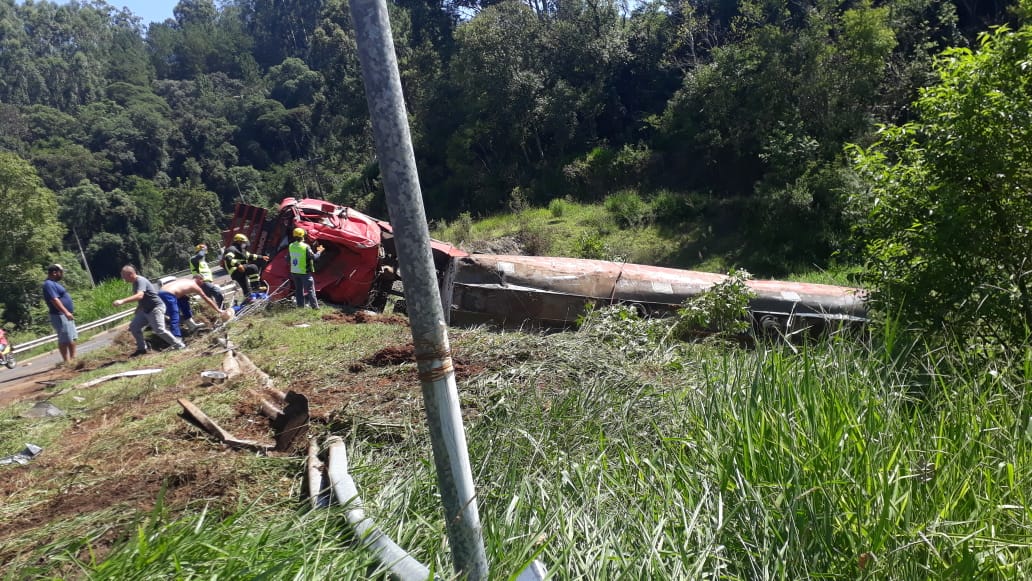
xmin=348 ymin=0 xmax=489 ymax=578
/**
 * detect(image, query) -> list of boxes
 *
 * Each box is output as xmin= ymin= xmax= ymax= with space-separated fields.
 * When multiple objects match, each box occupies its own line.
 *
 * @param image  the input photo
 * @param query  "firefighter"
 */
xmin=287 ymin=227 xmax=324 ymax=308
xmin=222 ymin=234 xmax=268 ymax=300
xmin=189 ymin=243 xmax=224 ymax=309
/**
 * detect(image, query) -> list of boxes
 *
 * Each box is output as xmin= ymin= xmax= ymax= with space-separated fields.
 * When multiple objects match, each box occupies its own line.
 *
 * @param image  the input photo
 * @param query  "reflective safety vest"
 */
xmin=289 ymin=241 xmax=312 ymax=275
xmin=190 ymin=254 xmax=213 ymax=282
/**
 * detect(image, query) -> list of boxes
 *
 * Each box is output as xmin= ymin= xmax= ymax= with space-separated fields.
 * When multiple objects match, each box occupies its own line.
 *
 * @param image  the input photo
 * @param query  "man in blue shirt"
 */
xmin=42 ymin=264 xmax=77 ymax=364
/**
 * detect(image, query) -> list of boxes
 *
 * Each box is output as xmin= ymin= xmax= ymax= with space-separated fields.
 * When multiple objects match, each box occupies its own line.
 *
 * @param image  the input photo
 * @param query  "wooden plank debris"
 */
xmin=177 ymin=398 xmax=274 ymax=452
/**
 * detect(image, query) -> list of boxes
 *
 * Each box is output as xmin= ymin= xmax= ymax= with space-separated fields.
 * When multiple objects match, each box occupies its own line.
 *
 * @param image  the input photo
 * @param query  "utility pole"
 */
xmin=72 ymin=227 xmax=96 ymax=287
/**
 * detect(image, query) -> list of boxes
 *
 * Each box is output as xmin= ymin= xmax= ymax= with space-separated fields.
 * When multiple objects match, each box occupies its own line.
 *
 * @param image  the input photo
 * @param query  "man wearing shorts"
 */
xmin=42 ymin=264 xmax=77 ymax=364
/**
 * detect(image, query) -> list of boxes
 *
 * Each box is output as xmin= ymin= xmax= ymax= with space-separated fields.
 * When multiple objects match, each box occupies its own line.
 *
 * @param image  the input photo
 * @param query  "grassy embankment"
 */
xmin=1 ymin=298 xmax=1030 ymax=578
xmin=431 ymin=198 xmax=860 ymax=287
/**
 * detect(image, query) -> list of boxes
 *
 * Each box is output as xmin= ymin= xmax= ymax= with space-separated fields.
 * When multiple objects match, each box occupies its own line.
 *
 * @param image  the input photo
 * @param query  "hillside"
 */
xmin=2 ymin=300 xmax=1030 ymax=578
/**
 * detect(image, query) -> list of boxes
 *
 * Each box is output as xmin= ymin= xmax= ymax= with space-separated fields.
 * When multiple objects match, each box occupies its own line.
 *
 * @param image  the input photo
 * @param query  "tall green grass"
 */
xmin=15 ymin=312 xmax=1032 ymax=579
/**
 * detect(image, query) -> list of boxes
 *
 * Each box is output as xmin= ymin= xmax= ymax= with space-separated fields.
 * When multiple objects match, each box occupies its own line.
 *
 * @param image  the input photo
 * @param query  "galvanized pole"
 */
xmin=347 ymin=0 xmax=489 ymax=578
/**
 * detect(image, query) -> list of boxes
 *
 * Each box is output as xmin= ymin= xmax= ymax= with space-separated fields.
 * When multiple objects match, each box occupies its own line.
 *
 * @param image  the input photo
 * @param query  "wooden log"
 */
xmin=76 ymin=369 xmax=163 ymax=389
xmin=177 ymin=398 xmax=274 ymax=453
xmin=306 ymin=440 xmax=331 ymax=509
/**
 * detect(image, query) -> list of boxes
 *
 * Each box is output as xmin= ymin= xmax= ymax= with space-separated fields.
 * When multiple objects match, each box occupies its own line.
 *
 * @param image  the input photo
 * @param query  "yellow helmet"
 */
xmin=292 ymin=227 xmax=306 ymax=239
xmin=195 ymin=243 xmax=207 ymax=251
xmin=233 ymin=233 xmax=249 ymax=244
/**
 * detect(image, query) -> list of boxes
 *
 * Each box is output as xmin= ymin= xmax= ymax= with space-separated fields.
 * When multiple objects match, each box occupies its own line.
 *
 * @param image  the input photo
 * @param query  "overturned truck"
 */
xmin=225 ymin=198 xmax=867 ymax=334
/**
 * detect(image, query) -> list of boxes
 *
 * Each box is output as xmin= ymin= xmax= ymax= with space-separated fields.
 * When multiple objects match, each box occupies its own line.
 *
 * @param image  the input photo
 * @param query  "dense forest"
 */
xmin=0 ymin=0 xmax=1023 ymax=330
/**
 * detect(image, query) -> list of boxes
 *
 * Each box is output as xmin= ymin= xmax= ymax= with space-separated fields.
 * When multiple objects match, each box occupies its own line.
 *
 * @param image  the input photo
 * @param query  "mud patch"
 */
xmin=365 ymin=344 xmax=415 ymax=367
xmin=320 ymin=310 xmax=409 ymax=326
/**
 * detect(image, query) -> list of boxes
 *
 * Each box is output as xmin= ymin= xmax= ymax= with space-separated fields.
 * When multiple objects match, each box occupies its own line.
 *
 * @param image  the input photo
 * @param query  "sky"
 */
xmin=108 ymin=0 xmax=178 ymax=25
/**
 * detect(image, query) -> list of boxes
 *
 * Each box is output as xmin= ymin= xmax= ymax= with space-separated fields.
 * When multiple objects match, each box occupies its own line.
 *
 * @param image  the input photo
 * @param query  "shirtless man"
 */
xmin=158 ymin=276 xmax=226 ymax=337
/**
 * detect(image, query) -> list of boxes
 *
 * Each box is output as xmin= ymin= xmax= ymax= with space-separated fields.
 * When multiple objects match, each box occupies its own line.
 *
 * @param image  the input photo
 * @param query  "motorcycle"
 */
xmin=0 ymin=328 xmax=15 ymax=369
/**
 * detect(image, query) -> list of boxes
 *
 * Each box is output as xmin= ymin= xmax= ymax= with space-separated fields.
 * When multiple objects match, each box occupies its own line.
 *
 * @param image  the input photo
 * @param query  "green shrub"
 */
xmin=672 ymin=268 xmax=756 ymax=339
xmin=604 ymin=190 xmax=652 ymax=229
xmin=610 ymin=143 xmax=651 ymax=185
xmin=576 ymin=303 xmax=666 ymax=357
xmin=651 ymin=190 xmax=697 ymax=226
xmin=519 ymin=224 xmax=553 ymax=256
xmin=849 ymin=21 xmax=1032 ymax=351
xmin=453 ymin=211 xmax=474 ymax=242
xmin=547 ymin=198 xmax=567 ymax=218
xmin=575 ymin=232 xmax=608 ymax=260
xmin=508 ymin=186 xmax=530 ymax=213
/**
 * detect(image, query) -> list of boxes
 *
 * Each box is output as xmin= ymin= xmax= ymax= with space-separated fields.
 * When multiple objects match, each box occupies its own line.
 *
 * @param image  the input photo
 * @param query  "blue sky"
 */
xmin=109 ymin=0 xmax=177 ymax=25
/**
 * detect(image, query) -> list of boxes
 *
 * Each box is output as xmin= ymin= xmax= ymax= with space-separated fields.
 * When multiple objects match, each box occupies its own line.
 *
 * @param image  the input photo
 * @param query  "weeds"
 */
xmin=5 ymin=306 xmax=1031 ymax=579
xmin=673 ymin=268 xmax=756 ymax=339
xmin=548 ymin=198 xmax=567 ymax=218
xmin=605 ymin=190 xmax=652 ymax=229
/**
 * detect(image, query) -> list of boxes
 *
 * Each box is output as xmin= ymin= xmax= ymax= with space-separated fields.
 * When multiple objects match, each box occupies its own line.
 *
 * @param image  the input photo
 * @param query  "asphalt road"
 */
xmin=0 ymin=326 xmax=127 ymax=404
xmin=1 ymin=270 xmax=238 ymax=406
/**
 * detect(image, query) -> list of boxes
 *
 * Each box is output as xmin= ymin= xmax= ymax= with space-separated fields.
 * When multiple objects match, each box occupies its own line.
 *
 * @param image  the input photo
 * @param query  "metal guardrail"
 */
xmin=12 ymin=269 xmax=235 ymax=356
xmin=12 ymin=309 xmax=135 ymax=355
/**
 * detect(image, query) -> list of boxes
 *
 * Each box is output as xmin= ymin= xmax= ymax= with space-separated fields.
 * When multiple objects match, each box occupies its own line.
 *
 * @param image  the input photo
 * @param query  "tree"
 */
xmin=850 ymin=6 xmax=1032 ymax=349
xmin=652 ymin=0 xmax=898 ymax=272
xmin=58 ymin=183 xmax=153 ymax=280
xmin=0 ymin=152 xmax=64 ymax=326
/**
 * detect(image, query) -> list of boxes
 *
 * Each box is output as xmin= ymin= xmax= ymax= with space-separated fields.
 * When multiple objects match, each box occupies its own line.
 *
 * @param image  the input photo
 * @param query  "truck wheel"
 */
xmin=759 ymin=315 xmax=785 ymax=337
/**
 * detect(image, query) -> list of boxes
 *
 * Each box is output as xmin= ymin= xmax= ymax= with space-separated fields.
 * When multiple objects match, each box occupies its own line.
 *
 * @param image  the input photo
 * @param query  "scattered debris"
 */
xmin=0 ymin=443 xmax=42 ymax=466
xmin=323 ymin=436 xmax=432 ymax=581
xmin=233 ymin=351 xmax=275 ymax=390
xmin=20 ymin=402 xmax=64 ymax=418
xmin=200 ymin=370 xmax=227 ymax=386
xmin=306 ymin=439 xmax=331 ymax=509
xmin=222 ymin=350 xmax=241 ymax=378
xmin=177 ymin=398 xmax=274 ymax=453
xmin=516 ymin=560 xmax=549 ymax=581
xmin=270 ymin=391 xmax=309 ymax=452
xmin=76 ymin=369 xmax=164 ymax=390
xmin=177 ymin=351 xmax=310 ymax=453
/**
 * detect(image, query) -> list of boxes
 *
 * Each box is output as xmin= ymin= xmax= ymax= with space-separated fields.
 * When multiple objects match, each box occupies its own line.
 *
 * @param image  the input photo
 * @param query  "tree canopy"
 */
xmin=850 ymin=6 xmax=1032 ymax=349
xmin=0 ymin=0 xmax=1023 ymax=330
xmin=0 ymin=151 xmax=63 ymax=324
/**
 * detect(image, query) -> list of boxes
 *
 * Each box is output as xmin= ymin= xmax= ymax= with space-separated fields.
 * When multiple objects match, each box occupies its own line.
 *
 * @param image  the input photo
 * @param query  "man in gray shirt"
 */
xmin=113 ymin=265 xmax=186 ymax=356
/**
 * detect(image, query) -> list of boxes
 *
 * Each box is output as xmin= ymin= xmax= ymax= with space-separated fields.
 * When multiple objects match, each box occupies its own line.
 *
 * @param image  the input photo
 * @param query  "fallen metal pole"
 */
xmin=348 ymin=1 xmax=488 ymax=577
xmin=326 ymin=436 xmax=432 ymax=580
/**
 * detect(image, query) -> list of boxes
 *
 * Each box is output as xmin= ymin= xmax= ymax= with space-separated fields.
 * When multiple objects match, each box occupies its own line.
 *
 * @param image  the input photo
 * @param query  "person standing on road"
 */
xmin=113 ymin=265 xmax=185 ymax=355
xmin=42 ymin=264 xmax=77 ymax=364
xmin=189 ymin=243 xmax=224 ymax=309
xmin=222 ymin=234 xmax=268 ymax=300
xmin=158 ymin=276 xmax=225 ymax=337
xmin=287 ymin=227 xmax=324 ymax=309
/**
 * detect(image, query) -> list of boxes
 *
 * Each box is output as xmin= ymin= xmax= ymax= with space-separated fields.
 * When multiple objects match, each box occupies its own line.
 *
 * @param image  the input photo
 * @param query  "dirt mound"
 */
xmin=320 ymin=310 xmax=409 ymax=326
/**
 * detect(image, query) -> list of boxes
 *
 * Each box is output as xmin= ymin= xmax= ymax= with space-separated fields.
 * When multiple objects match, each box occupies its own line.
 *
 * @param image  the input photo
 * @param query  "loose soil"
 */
xmin=0 ymin=313 xmax=484 ymax=572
